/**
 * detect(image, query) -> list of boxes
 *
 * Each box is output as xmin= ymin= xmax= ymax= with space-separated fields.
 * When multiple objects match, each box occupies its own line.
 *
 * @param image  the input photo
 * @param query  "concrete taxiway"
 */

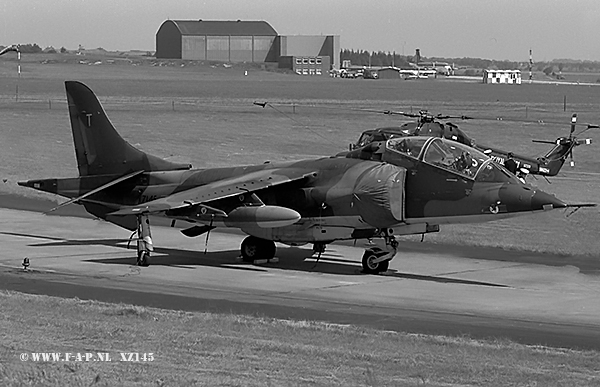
xmin=1 ymin=207 xmax=599 ymax=350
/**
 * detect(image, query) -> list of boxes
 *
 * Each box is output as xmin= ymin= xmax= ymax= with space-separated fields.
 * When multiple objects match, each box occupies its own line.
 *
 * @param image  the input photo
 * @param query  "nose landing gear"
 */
xmin=361 ymin=231 xmax=398 ymax=274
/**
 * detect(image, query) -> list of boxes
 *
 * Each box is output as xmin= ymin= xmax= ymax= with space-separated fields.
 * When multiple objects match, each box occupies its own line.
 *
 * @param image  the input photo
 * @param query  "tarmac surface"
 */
xmin=1 ymin=206 xmax=599 ymax=350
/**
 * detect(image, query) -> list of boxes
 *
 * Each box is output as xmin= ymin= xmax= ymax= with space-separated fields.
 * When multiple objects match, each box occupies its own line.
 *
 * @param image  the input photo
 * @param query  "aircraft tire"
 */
xmin=241 ymin=236 xmax=276 ymax=262
xmin=361 ymin=249 xmax=389 ymax=274
xmin=137 ymin=251 xmax=150 ymax=267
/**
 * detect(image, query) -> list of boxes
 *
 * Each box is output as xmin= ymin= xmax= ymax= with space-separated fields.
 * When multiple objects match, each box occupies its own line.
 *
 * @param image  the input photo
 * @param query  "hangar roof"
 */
xmin=167 ymin=20 xmax=278 ymax=36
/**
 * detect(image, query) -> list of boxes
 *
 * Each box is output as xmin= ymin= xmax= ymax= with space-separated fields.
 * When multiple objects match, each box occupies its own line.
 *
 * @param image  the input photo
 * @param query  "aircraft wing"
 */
xmin=109 ymin=168 xmax=316 ymax=216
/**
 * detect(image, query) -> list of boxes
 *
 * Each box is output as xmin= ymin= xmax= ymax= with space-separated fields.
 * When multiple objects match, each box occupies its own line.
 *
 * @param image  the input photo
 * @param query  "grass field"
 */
xmin=1 ymin=55 xmax=600 ymax=385
xmin=1 ymin=291 xmax=599 ymax=387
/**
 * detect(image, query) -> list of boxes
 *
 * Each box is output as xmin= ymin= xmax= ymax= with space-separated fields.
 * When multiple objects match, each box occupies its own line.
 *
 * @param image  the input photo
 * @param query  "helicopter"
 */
xmin=17 ymin=81 xmax=589 ymax=274
xmin=348 ymin=110 xmax=595 ymax=179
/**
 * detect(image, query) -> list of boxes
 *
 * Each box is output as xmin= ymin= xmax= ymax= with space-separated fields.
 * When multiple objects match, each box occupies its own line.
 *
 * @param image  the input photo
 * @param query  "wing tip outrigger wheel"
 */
xmin=137 ymin=250 xmax=150 ymax=267
xmin=136 ymin=214 xmax=153 ymax=267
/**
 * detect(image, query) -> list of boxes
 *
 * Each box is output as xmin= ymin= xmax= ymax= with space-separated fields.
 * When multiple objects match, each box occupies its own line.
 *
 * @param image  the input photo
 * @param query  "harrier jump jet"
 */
xmin=18 ymin=82 xmax=580 ymax=273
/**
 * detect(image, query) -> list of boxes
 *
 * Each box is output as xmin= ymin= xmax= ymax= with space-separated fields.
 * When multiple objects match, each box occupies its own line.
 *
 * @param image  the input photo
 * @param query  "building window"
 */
xmin=302 ymin=57 xmax=308 ymax=64
xmin=302 ymin=68 xmax=308 ymax=75
xmin=316 ymin=57 xmax=322 ymax=65
xmin=316 ymin=69 xmax=322 ymax=75
xmin=296 ymin=58 xmax=302 ymax=65
xmin=309 ymin=57 xmax=315 ymax=65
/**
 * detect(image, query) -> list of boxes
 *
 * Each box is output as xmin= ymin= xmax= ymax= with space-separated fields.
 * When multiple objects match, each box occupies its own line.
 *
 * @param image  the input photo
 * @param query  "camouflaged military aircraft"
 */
xmin=18 ymin=81 xmax=585 ymax=273
xmin=349 ymin=110 xmax=594 ymax=180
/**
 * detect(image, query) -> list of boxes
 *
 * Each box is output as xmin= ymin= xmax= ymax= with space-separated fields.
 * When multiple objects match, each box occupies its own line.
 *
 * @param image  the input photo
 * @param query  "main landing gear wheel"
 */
xmin=240 ymin=236 xmax=276 ymax=262
xmin=137 ymin=250 xmax=150 ymax=267
xmin=361 ymin=248 xmax=390 ymax=274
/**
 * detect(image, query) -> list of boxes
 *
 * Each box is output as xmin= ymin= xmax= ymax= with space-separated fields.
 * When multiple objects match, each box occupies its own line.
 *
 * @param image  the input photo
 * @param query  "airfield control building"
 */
xmin=483 ymin=69 xmax=522 ymax=84
xmin=156 ymin=19 xmax=339 ymax=73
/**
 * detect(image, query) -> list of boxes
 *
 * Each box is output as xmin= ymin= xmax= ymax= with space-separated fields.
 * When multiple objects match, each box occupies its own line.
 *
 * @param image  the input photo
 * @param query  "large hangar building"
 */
xmin=155 ymin=19 xmax=340 ymax=72
xmin=156 ymin=20 xmax=278 ymax=62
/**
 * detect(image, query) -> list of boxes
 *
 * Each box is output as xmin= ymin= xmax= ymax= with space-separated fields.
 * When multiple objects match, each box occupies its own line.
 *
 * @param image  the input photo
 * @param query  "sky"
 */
xmin=2 ymin=0 xmax=599 ymax=62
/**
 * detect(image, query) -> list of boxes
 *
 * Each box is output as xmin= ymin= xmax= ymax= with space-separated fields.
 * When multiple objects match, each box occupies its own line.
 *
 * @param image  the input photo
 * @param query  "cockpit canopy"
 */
xmin=354 ymin=127 xmax=408 ymax=149
xmin=386 ymin=136 xmax=517 ymax=183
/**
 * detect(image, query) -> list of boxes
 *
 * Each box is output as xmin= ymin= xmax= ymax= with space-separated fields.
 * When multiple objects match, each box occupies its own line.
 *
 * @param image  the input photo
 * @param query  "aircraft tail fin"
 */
xmin=65 ymin=81 xmax=191 ymax=177
xmin=536 ymin=138 xmax=577 ymax=175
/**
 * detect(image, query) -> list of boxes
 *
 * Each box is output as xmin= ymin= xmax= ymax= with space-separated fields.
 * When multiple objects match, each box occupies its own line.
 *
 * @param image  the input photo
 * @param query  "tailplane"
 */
xmin=532 ymin=114 xmax=593 ymax=176
xmin=537 ymin=138 xmax=574 ymax=175
xmin=65 ymin=81 xmax=191 ymax=176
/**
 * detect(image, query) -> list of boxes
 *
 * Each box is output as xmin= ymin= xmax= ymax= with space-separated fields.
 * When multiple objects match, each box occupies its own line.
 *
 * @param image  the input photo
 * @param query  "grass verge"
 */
xmin=1 ymin=290 xmax=598 ymax=386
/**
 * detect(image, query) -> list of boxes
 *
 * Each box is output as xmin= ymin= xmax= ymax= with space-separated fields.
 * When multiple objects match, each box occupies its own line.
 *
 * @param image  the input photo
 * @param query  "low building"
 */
xmin=378 ymin=67 xmax=401 ymax=79
xmin=277 ymin=35 xmax=340 ymax=70
xmin=483 ymin=69 xmax=522 ymax=84
xmin=279 ymin=56 xmax=331 ymax=76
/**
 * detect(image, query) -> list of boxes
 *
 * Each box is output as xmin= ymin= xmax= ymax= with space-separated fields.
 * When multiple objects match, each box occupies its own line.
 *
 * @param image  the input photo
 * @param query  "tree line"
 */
xmin=0 ymin=44 xmax=68 ymax=54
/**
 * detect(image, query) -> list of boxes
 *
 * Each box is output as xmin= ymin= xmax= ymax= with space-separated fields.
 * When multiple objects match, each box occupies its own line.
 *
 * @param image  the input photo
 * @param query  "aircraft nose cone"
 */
xmin=499 ymin=183 xmax=567 ymax=213
xmin=531 ymin=189 xmax=567 ymax=211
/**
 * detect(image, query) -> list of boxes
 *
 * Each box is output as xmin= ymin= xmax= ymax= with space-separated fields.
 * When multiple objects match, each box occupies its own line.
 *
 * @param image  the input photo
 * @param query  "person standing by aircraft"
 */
xmin=504 ymin=152 xmax=518 ymax=174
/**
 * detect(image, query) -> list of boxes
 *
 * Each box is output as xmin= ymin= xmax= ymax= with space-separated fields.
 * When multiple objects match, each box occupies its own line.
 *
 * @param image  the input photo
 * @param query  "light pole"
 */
xmin=0 ymin=44 xmax=21 ymax=100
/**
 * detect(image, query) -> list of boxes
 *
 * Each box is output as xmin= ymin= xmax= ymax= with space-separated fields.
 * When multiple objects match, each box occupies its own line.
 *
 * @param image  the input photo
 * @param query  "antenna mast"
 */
xmin=529 ymin=49 xmax=533 ymax=83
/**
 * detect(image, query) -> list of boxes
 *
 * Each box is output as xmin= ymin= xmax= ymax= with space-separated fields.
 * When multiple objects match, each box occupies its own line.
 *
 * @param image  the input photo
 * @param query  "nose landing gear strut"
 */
xmin=361 ymin=230 xmax=398 ymax=274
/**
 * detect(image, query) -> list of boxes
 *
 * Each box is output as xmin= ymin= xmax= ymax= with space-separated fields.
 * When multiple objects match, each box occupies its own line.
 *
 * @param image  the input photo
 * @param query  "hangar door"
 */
xmin=207 ymin=36 xmax=229 ymax=61
xmin=253 ymin=36 xmax=276 ymax=62
xmin=230 ymin=37 xmax=253 ymax=62
xmin=182 ymin=36 xmax=206 ymax=60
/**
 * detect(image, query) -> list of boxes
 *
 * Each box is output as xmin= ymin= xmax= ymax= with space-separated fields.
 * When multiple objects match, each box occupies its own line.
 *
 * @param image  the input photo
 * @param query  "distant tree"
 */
xmin=543 ymin=66 xmax=553 ymax=76
xmin=496 ymin=61 xmax=518 ymax=70
xmin=60 ymin=47 xmax=67 ymax=54
xmin=18 ymin=43 xmax=42 ymax=53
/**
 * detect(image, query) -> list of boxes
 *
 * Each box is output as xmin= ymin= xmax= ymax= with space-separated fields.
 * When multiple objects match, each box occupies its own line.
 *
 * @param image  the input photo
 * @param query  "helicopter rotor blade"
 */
xmin=467 ymin=113 xmax=599 ymax=129
xmin=569 ymin=150 xmax=575 ymax=167
xmin=379 ymin=110 xmax=421 ymax=118
xmin=434 ymin=114 xmax=474 ymax=120
xmin=531 ymin=139 xmax=557 ymax=144
xmin=254 ymin=101 xmax=599 ymax=137
xmin=575 ymin=124 xmax=600 ymax=136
